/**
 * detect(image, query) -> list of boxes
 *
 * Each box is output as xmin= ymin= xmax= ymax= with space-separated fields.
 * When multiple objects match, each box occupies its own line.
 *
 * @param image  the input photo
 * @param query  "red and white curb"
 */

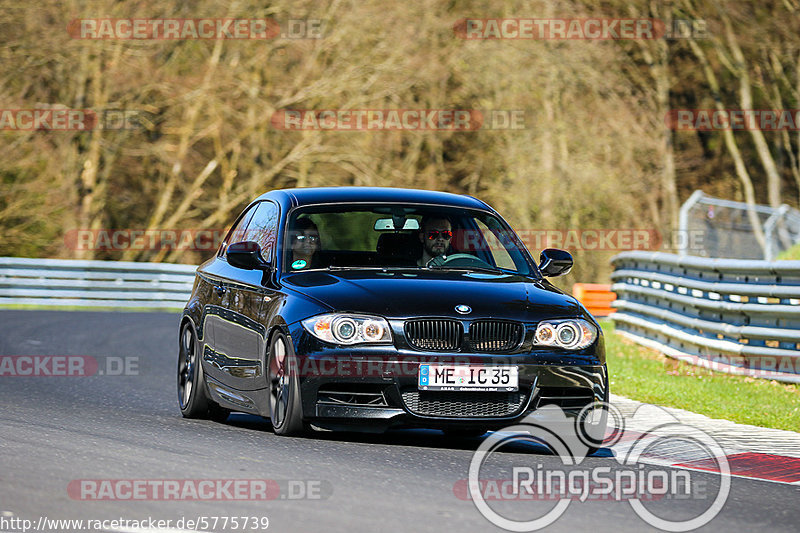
xmin=609 ymin=394 xmax=800 ymax=485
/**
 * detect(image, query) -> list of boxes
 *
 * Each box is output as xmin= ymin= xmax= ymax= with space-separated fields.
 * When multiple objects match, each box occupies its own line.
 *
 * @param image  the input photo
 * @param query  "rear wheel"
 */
xmin=268 ymin=332 xmax=305 ymax=436
xmin=177 ymin=322 xmax=230 ymax=421
xmin=178 ymin=323 xmax=209 ymax=417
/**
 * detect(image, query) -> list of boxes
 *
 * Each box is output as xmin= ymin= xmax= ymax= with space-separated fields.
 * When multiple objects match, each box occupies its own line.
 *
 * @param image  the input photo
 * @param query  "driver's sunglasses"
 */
xmin=426 ymin=230 xmax=452 ymax=240
xmin=294 ymin=234 xmax=320 ymax=242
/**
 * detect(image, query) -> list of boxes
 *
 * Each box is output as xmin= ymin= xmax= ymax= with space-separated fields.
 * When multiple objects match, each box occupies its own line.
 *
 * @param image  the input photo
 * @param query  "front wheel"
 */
xmin=268 ymin=332 xmax=305 ymax=436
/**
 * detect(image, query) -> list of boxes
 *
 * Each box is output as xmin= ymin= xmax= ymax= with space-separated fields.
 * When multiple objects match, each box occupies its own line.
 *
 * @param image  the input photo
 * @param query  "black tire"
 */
xmin=177 ymin=322 xmax=231 ymax=422
xmin=267 ymin=332 xmax=305 ymax=436
xmin=208 ymin=402 xmax=231 ymax=423
xmin=177 ymin=322 xmax=210 ymax=418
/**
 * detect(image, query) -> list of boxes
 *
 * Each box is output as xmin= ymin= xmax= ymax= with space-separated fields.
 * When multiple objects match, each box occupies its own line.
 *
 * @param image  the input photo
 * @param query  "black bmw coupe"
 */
xmin=178 ymin=187 xmax=608 ymax=438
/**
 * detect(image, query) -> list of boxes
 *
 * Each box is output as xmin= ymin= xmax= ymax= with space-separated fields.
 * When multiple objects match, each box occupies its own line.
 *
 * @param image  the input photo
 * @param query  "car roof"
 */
xmin=255 ymin=187 xmax=492 ymax=211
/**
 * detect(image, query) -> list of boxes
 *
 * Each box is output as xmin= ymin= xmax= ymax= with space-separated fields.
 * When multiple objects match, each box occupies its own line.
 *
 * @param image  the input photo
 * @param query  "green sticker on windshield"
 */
xmin=291 ymin=259 xmax=307 ymax=270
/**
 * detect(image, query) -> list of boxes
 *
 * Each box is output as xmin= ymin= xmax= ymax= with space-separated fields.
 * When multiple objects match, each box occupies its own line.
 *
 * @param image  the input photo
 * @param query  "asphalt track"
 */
xmin=0 ymin=310 xmax=798 ymax=533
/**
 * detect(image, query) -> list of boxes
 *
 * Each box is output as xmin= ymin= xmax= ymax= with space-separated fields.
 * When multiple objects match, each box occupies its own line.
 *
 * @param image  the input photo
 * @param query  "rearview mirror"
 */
xmin=538 ymin=248 xmax=573 ymax=277
xmin=227 ymin=241 xmax=270 ymax=270
xmin=374 ymin=218 xmax=420 ymax=231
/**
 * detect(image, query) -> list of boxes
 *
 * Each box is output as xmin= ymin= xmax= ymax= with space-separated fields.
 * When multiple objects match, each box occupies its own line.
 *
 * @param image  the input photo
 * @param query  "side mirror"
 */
xmin=227 ymin=241 xmax=270 ymax=270
xmin=538 ymin=248 xmax=573 ymax=277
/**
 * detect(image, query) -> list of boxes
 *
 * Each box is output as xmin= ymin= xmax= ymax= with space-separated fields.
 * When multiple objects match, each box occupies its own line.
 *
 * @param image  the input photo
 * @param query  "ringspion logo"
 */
xmin=465 ymin=403 xmax=730 ymax=531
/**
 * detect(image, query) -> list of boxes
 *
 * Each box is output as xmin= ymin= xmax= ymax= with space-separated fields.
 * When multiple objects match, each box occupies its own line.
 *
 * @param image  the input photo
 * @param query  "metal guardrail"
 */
xmin=610 ymin=251 xmax=800 ymax=383
xmin=0 ymin=257 xmax=195 ymax=309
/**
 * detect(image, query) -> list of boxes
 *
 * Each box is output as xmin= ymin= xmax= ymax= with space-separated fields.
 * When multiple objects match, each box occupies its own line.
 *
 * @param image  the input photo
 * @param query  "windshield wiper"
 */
xmin=326 ymin=265 xmax=422 ymax=271
xmin=426 ymin=265 xmax=506 ymax=275
xmin=326 ymin=265 xmax=381 ymax=270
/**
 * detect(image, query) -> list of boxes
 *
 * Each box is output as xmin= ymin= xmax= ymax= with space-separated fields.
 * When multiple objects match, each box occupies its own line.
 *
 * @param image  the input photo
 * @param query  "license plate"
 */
xmin=418 ymin=365 xmax=518 ymax=392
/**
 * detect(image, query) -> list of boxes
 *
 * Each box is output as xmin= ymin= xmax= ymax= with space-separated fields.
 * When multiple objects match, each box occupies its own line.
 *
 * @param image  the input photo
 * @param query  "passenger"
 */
xmin=290 ymin=217 xmax=321 ymax=270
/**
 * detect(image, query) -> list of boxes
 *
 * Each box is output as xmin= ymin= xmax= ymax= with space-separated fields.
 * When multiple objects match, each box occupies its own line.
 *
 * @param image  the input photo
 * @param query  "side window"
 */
xmin=475 ymin=219 xmax=516 ymax=270
xmin=218 ymin=204 xmax=257 ymax=257
xmin=247 ymin=201 xmax=280 ymax=263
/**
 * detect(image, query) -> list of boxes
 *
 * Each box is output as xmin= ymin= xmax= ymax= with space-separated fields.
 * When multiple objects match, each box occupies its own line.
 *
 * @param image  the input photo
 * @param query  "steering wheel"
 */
xmin=426 ymin=253 xmax=494 ymax=269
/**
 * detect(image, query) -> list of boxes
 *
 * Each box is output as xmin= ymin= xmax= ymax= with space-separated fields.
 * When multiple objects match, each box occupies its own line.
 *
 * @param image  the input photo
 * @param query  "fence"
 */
xmin=679 ymin=189 xmax=800 ymax=260
xmin=0 ymin=257 xmax=196 ymax=309
xmin=610 ymin=251 xmax=800 ymax=383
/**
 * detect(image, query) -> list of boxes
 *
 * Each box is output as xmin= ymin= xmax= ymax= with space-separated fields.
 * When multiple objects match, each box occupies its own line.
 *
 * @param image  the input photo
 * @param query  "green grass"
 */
xmin=602 ymin=320 xmax=800 ymax=432
xmin=777 ymin=243 xmax=800 ymax=260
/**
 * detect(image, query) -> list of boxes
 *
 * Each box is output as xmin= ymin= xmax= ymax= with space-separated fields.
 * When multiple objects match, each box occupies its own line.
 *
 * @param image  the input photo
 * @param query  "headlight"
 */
xmin=301 ymin=313 xmax=393 ymax=345
xmin=533 ymin=319 xmax=597 ymax=350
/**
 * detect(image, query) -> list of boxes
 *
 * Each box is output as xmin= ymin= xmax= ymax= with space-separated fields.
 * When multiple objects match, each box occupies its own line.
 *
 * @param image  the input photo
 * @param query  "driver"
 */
xmin=417 ymin=216 xmax=452 ymax=266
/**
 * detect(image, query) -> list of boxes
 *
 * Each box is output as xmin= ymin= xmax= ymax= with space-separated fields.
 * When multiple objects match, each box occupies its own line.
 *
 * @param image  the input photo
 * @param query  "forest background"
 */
xmin=2 ymin=0 xmax=798 ymax=285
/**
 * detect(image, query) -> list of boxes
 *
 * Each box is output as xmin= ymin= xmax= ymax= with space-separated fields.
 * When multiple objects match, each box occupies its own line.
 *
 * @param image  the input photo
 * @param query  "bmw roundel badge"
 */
xmin=455 ymin=304 xmax=471 ymax=314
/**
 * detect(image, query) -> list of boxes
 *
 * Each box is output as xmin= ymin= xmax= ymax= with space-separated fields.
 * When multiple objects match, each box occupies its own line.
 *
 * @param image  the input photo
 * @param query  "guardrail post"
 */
xmin=678 ymin=190 xmax=705 ymax=257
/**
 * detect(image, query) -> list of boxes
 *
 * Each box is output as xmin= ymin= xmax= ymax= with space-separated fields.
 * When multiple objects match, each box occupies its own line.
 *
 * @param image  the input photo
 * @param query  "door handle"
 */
xmin=214 ymin=285 xmax=226 ymax=297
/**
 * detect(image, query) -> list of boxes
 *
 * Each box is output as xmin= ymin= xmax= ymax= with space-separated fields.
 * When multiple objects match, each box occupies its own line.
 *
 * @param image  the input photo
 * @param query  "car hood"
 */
xmin=282 ymin=269 xmax=580 ymax=320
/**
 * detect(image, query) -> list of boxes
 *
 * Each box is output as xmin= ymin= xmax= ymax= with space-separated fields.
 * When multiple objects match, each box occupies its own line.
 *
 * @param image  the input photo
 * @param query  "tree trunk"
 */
xmin=688 ymin=38 xmax=767 ymax=254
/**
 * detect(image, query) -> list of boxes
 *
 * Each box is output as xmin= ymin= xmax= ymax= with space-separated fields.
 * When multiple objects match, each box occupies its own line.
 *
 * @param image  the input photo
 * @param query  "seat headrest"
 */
xmin=376 ymin=232 xmax=421 ymax=261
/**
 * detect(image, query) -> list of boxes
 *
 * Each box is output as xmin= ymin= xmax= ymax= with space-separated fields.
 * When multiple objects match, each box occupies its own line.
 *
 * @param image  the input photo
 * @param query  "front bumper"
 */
xmin=291 ymin=330 xmax=608 ymax=431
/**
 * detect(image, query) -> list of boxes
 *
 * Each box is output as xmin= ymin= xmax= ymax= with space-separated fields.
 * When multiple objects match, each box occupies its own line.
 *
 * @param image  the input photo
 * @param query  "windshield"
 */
xmin=282 ymin=204 xmax=535 ymax=276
